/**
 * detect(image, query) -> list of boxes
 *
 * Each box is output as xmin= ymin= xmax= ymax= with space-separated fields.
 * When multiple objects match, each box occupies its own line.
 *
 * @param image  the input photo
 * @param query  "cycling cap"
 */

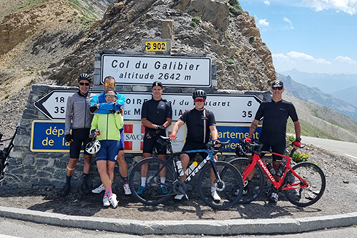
xmin=272 ymin=80 xmax=284 ymax=88
xmin=85 ymin=139 xmax=101 ymax=154
xmin=77 ymin=73 xmax=92 ymax=83
xmin=192 ymin=90 xmax=207 ymax=99
xmin=152 ymin=81 xmax=163 ymax=88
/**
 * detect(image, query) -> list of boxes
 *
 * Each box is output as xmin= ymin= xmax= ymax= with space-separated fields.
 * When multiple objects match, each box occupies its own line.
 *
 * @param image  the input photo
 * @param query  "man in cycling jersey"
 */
xmin=136 ymin=81 xmax=172 ymax=195
xmin=90 ymin=76 xmax=131 ymax=195
xmin=59 ymin=73 xmax=93 ymax=196
xmin=170 ymin=90 xmax=221 ymax=202
xmin=245 ymin=80 xmax=301 ymax=203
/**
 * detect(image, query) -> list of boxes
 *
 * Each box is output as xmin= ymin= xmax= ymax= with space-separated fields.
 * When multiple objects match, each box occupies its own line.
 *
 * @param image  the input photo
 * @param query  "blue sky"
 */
xmin=239 ymin=0 xmax=357 ymax=74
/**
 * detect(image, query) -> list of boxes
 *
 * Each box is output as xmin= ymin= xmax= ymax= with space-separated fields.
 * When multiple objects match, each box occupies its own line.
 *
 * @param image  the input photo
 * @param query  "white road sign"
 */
xmin=101 ymin=54 xmax=211 ymax=87
xmin=34 ymin=91 xmax=261 ymax=123
xmin=34 ymin=91 xmax=71 ymax=120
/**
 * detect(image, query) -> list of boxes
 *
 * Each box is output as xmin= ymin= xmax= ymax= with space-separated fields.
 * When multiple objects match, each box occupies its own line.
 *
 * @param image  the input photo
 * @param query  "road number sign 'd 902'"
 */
xmin=145 ymin=41 xmax=167 ymax=51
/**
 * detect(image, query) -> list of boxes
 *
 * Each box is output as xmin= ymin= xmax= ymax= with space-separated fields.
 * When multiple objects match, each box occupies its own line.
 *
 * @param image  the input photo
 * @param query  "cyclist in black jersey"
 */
xmin=245 ymin=80 xmax=301 ymax=203
xmin=137 ymin=81 xmax=172 ymax=195
xmin=170 ymin=90 xmax=221 ymax=201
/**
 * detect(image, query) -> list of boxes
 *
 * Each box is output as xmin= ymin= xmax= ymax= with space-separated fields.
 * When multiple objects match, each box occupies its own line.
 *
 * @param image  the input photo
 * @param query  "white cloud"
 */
xmin=257 ymin=19 xmax=270 ymax=27
xmin=264 ymin=1 xmax=271 ymax=6
xmin=273 ymin=52 xmax=357 ymax=74
xmin=272 ymin=53 xmax=289 ymax=61
xmin=283 ymin=17 xmax=294 ymax=29
xmin=334 ymin=56 xmax=357 ymax=64
xmin=277 ymin=51 xmax=331 ymax=64
xmin=302 ymin=0 xmax=357 ymax=15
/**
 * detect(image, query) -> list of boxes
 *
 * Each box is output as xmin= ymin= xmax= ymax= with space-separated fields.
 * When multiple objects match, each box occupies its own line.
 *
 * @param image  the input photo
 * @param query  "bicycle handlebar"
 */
xmin=239 ymin=139 xmax=304 ymax=157
xmin=160 ymin=136 xmax=230 ymax=155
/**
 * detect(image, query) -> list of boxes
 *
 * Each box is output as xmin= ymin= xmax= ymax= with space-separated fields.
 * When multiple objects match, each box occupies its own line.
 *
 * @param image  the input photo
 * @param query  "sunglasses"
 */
xmin=272 ymin=87 xmax=283 ymax=90
xmin=79 ymin=82 xmax=90 ymax=86
xmin=104 ymin=82 xmax=115 ymax=87
xmin=194 ymin=99 xmax=205 ymax=102
xmin=105 ymin=94 xmax=117 ymax=98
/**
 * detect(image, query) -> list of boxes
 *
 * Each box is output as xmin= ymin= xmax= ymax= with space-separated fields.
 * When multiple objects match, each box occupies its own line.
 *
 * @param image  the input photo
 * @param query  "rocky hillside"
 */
xmin=0 ymin=0 xmax=102 ymax=137
xmin=47 ymin=0 xmax=276 ymax=89
xmin=0 ymin=0 xmax=355 ymax=144
xmin=0 ymin=0 xmax=276 ymax=136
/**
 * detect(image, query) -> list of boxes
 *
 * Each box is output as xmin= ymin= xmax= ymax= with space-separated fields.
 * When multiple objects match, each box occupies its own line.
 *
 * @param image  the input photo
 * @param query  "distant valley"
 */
xmin=278 ymin=69 xmax=357 ymax=122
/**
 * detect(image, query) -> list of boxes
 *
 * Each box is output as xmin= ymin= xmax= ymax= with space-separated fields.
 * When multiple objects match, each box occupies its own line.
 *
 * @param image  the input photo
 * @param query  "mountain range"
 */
xmin=277 ymin=73 xmax=357 ymax=122
xmin=280 ymin=69 xmax=357 ymax=107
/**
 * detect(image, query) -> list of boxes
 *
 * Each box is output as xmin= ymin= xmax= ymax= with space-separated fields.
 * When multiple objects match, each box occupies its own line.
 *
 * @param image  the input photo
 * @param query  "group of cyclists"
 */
xmin=60 ymin=72 xmax=302 ymax=207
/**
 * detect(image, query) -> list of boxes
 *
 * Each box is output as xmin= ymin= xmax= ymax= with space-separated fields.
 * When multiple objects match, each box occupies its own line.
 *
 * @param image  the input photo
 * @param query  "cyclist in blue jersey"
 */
xmin=170 ymin=90 xmax=221 ymax=202
xmin=59 ymin=73 xmax=93 ymax=197
xmin=90 ymin=76 xmax=131 ymax=195
xmin=245 ymin=80 xmax=301 ymax=203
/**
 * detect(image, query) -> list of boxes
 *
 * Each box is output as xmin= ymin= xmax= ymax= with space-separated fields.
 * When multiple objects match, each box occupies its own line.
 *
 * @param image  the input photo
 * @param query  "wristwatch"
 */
xmin=296 ymin=137 xmax=301 ymax=142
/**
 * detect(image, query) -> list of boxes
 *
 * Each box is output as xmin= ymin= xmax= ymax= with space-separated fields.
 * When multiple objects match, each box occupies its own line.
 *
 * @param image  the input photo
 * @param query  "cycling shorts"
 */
xmin=143 ymin=134 xmax=167 ymax=155
xmin=182 ymin=141 xmax=208 ymax=161
xmin=96 ymin=140 xmax=121 ymax=162
xmin=259 ymin=133 xmax=286 ymax=161
xmin=69 ymin=128 xmax=91 ymax=159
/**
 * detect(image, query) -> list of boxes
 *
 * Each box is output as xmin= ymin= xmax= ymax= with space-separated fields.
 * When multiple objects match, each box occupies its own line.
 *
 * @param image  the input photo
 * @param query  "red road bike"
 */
xmin=229 ymin=140 xmax=326 ymax=207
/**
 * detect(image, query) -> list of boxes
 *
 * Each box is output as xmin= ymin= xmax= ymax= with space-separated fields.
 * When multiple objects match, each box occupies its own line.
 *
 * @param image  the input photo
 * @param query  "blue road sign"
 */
xmin=216 ymin=124 xmax=262 ymax=154
xmin=31 ymin=120 xmax=72 ymax=152
xmin=31 ymin=120 xmax=262 ymax=154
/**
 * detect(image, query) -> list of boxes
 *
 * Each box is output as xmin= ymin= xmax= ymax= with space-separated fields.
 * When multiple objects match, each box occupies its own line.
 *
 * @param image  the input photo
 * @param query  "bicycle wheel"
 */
xmin=197 ymin=161 xmax=243 ymax=210
xmin=129 ymin=157 xmax=175 ymax=206
xmin=283 ymin=162 xmax=326 ymax=207
xmin=229 ymin=158 xmax=264 ymax=204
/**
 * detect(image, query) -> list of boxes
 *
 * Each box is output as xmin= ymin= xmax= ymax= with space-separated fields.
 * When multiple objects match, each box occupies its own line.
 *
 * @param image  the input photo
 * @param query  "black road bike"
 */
xmin=0 ymin=124 xmax=19 ymax=182
xmin=129 ymin=137 xmax=244 ymax=210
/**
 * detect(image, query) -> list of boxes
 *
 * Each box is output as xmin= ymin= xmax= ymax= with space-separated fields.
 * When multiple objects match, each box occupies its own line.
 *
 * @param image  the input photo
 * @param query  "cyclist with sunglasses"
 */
xmin=169 ymin=90 xmax=221 ymax=202
xmin=136 ymin=81 xmax=172 ymax=195
xmin=60 ymin=73 xmax=93 ymax=197
xmin=90 ymin=76 xmax=131 ymax=196
xmin=244 ymin=80 xmax=301 ymax=203
xmin=90 ymin=90 xmax=124 ymax=208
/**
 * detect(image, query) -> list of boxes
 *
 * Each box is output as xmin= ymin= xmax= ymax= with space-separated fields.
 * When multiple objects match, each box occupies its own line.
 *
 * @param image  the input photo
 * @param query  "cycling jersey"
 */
xmin=255 ymin=99 xmax=298 ymax=161
xmin=141 ymin=97 xmax=172 ymax=154
xmin=255 ymin=99 xmax=298 ymax=135
xmin=141 ymin=98 xmax=172 ymax=134
xmin=90 ymin=113 xmax=124 ymax=141
xmin=179 ymin=108 xmax=216 ymax=144
xmin=65 ymin=91 xmax=93 ymax=135
xmin=91 ymin=91 xmax=125 ymax=130
xmin=91 ymin=92 xmax=125 ymax=112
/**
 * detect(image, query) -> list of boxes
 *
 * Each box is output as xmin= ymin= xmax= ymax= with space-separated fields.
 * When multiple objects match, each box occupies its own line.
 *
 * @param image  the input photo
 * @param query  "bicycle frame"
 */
xmin=241 ymin=150 xmax=309 ymax=192
xmin=0 ymin=124 xmax=19 ymax=181
xmin=164 ymin=140 xmax=221 ymax=184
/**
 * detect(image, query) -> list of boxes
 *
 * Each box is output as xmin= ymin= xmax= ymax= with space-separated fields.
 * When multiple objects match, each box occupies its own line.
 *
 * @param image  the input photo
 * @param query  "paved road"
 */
xmin=301 ymin=136 xmax=357 ymax=163
xmin=1 ymin=217 xmax=356 ymax=238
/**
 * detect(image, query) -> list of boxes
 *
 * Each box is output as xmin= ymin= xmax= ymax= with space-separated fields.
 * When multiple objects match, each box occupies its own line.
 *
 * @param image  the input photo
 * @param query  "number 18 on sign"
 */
xmin=34 ymin=90 xmax=75 ymax=120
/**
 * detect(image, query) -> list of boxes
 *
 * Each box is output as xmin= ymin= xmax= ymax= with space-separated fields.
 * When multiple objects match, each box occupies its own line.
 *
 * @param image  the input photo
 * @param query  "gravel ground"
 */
xmin=1 ymin=145 xmax=356 ymax=221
